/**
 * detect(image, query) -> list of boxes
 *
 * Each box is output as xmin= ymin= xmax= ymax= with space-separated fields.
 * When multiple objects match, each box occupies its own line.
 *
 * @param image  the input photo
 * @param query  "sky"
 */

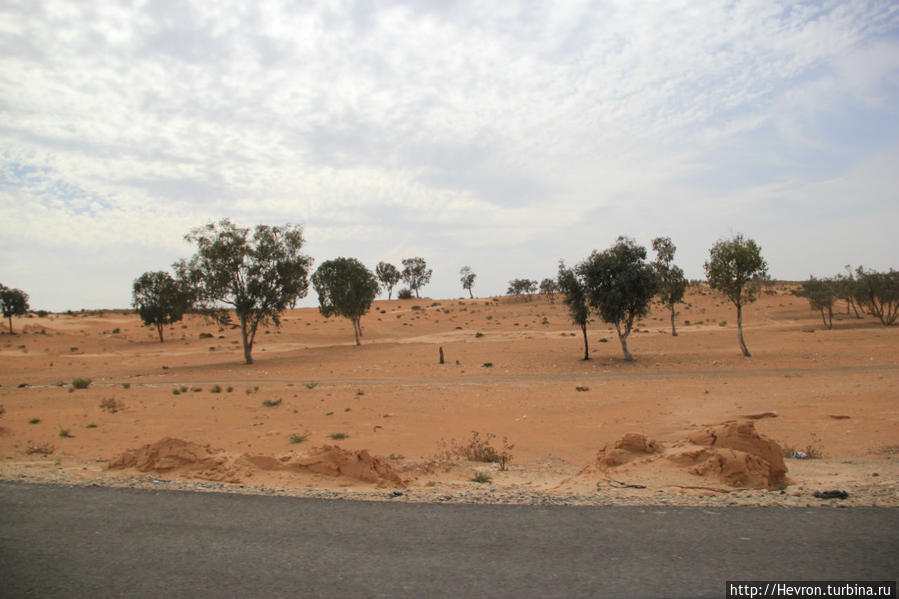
xmin=1 ymin=0 xmax=898 ymax=312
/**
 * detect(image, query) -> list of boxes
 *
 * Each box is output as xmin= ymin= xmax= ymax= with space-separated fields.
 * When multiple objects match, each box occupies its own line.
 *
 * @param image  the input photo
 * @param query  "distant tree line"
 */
xmin=796 ymin=266 xmax=898 ymax=328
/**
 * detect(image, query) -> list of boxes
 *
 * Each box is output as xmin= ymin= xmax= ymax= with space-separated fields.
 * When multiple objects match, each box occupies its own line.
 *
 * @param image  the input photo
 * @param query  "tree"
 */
xmin=539 ymin=278 xmax=558 ymax=303
xmin=855 ymin=267 xmax=899 ymax=326
xmin=834 ymin=265 xmax=864 ymax=318
xmin=580 ymin=237 xmax=658 ymax=361
xmin=507 ymin=278 xmax=537 ymax=300
xmin=375 ymin=262 xmax=402 ymax=300
xmin=460 ymin=266 xmax=476 ymax=299
xmin=175 ymin=220 xmax=312 ymax=364
xmin=704 ymin=234 xmax=768 ymax=357
xmin=798 ymin=276 xmax=836 ymax=329
xmin=0 ymin=285 xmax=30 ymax=334
xmin=131 ymin=271 xmax=194 ymax=342
xmin=557 ymin=262 xmax=591 ymax=360
xmin=312 ymin=257 xmax=380 ymax=345
xmin=401 ymin=257 xmax=432 ymax=298
xmin=651 ymin=237 xmax=688 ymax=336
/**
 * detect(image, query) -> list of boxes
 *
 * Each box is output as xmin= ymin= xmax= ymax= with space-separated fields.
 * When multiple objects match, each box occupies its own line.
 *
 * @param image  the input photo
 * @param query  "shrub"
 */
xmin=29 ymin=417 xmax=40 ymax=424
xmin=289 ymin=433 xmax=309 ymax=444
xmin=304 ymin=381 xmax=318 ymax=390
xmin=71 ymin=377 xmax=92 ymax=390
xmin=121 ymin=383 xmax=131 ymax=389
xmin=449 ymin=432 xmax=514 ymax=471
xmin=262 ymin=398 xmax=282 ymax=407
xmin=209 ymin=384 xmax=222 ymax=393
xmin=100 ymin=398 xmax=121 ymax=413
xmin=58 ymin=428 xmax=73 ymax=438
xmin=329 ymin=432 xmax=349 ymax=440
xmin=471 ymin=472 xmax=492 ymax=484
xmin=397 ymin=288 xmax=414 ymax=300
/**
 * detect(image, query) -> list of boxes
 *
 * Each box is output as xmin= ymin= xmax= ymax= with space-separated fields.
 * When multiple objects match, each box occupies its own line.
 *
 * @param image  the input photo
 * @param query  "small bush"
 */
xmin=304 ymin=382 xmax=318 ymax=390
xmin=449 ymin=432 xmax=514 ymax=470
xmin=111 ymin=328 xmax=120 ymax=334
xmin=397 ymin=288 xmax=414 ymax=300
xmin=262 ymin=398 xmax=282 ymax=407
xmin=100 ymin=397 xmax=122 ymax=413
xmin=58 ymin=428 xmax=73 ymax=438
xmin=289 ymin=432 xmax=309 ymax=444
xmin=191 ymin=387 xmax=202 ymax=393
xmin=329 ymin=432 xmax=349 ymax=440
xmin=575 ymin=386 xmax=590 ymax=392
xmin=86 ymin=423 xmax=97 ymax=429
xmin=71 ymin=377 xmax=92 ymax=390
xmin=209 ymin=384 xmax=222 ymax=393
xmin=226 ymin=386 xmax=233 ymax=393
xmin=172 ymin=388 xmax=181 ymax=395
xmin=29 ymin=417 xmax=40 ymax=424
xmin=121 ymin=383 xmax=131 ymax=389
xmin=471 ymin=472 xmax=492 ymax=484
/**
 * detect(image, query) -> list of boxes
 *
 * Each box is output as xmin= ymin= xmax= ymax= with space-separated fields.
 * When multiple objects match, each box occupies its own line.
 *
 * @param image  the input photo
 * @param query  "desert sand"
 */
xmin=1 ymin=283 xmax=897 ymax=506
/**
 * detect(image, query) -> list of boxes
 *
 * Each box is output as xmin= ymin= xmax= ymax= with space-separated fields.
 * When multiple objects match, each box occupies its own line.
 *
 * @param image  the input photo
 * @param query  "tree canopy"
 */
xmin=855 ymin=267 xmax=899 ymax=326
xmin=797 ymin=276 xmax=836 ymax=329
xmin=131 ymin=271 xmax=194 ymax=342
xmin=401 ymin=257 xmax=432 ymax=298
xmin=375 ymin=261 xmax=402 ymax=300
xmin=507 ymin=278 xmax=537 ymax=300
xmin=312 ymin=257 xmax=380 ymax=345
xmin=580 ymin=237 xmax=658 ymax=361
xmin=175 ymin=219 xmax=312 ymax=364
xmin=460 ymin=266 xmax=476 ymax=298
xmin=651 ymin=236 xmax=688 ymax=336
xmin=0 ymin=284 xmax=30 ymax=334
xmin=704 ymin=234 xmax=768 ymax=357
xmin=539 ymin=278 xmax=558 ymax=303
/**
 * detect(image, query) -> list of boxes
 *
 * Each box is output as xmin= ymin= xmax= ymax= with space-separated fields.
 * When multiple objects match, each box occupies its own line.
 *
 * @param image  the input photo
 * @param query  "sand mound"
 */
xmin=583 ymin=421 xmax=789 ymax=491
xmin=109 ymin=439 xmax=405 ymax=488
xmin=294 ymin=445 xmax=406 ymax=488
xmin=679 ymin=420 xmax=788 ymax=489
xmin=107 ymin=437 xmax=238 ymax=482
xmin=595 ymin=433 xmax=663 ymax=467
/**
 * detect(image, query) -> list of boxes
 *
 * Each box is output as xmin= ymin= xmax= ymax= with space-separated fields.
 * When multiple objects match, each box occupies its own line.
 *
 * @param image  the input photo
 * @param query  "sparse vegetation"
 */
xmin=289 ymin=432 xmax=309 ymax=444
xmin=470 ymin=472 xmax=492 ymax=484
xmin=71 ymin=377 xmax=92 ymax=390
xmin=209 ymin=384 xmax=222 ymax=393
xmin=262 ymin=398 xmax=282 ymax=407
xmin=446 ymin=431 xmax=514 ymax=471
xmin=29 ymin=417 xmax=40 ymax=424
xmin=100 ymin=397 xmax=122 ymax=413
xmin=329 ymin=432 xmax=349 ymax=440
xmin=58 ymin=428 xmax=73 ymax=438
xmin=304 ymin=381 xmax=318 ymax=390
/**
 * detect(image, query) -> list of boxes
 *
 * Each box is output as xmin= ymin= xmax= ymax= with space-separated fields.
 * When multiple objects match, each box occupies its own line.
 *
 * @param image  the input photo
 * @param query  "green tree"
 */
xmin=401 ymin=257 xmax=432 ymax=299
xmin=131 ymin=271 xmax=194 ymax=342
xmin=460 ymin=266 xmax=476 ymax=298
xmin=704 ymin=234 xmax=768 ymax=357
xmin=375 ymin=261 xmax=402 ymax=300
xmin=651 ymin=236 xmax=688 ymax=336
xmin=507 ymin=278 xmax=537 ymax=300
xmin=855 ymin=267 xmax=899 ymax=326
xmin=797 ymin=276 xmax=837 ymax=329
xmin=539 ymin=278 xmax=558 ymax=303
xmin=175 ymin=219 xmax=312 ymax=364
xmin=312 ymin=257 xmax=380 ymax=345
xmin=557 ymin=262 xmax=591 ymax=360
xmin=580 ymin=237 xmax=658 ymax=361
xmin=834 ymin=265 xmax=864 ymax=318
xmin=0 ymin=285 xmax=30 ymax=334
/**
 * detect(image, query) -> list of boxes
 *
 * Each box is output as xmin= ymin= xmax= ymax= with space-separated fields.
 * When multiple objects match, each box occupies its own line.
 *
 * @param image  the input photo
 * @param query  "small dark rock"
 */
xmin=813 ymin=490 xmax=849 ymax=500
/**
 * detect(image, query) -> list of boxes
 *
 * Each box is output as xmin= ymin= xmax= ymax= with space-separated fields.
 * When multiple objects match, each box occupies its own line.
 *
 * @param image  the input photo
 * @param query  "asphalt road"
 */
xmin=1 ymin=482 xmax=896 ymax=598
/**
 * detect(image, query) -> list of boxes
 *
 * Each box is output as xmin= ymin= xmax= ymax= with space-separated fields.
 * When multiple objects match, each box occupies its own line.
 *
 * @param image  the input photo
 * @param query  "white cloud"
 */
xmin=1 ymin=0 xmax=897 ymax=310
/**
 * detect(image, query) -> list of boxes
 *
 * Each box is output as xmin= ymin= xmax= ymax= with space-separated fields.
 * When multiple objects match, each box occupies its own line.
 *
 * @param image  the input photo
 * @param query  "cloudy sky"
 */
xmin=1 ymin=1 xmax=897 ymax=311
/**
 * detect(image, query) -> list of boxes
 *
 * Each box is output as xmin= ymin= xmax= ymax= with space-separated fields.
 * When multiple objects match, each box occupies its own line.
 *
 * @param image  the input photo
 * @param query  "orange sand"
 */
xmin=1 ymin=283 xmax=897 ymax=504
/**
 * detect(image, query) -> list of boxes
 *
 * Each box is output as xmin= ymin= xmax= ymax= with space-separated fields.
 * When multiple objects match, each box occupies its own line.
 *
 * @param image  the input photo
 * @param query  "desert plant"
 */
xmin=507 ymin=278 xmax=537 ymax=300
xmin=557 ymin=261 xmax=591 ymax=360
xmin=401 ymin=257 xmax=432 ymax=299
xmin=99 ymin=397 xmax=121 ymax=413
xmin=329 ymin=432 xmax=349 ymax=440
xmin=304 ymin=381 xmax=318 ymax=390
xmin=460 ymin=266 xmax=476 ymax=298
xmin=580 ymin=237 xmax=658 ymax=361
xmin=375 ymin=261 xmax=402 ymax=300
xmin=470 ymin=472 xmax=492 ymax=484
xmin=854 ymin=267 xmax=899 ymax=326
xmin=261 ymin=398 xmax=282 ymax=407
xmin=121 ymin=383 xmax=131 ymax=389
xmin=797 ymin=276 xmax=837 ymax=329
xmin=651 ymin=237 xmax=688 ymax=336
xmin=312 ymin=257 xmax=380 ymax=346
xmin=289 ymin=432 xmax=309 ymax=444
xmin=209 ymin=384 xmax=222 ymax=393
xmin=0 ymin=284 xmax=30 ymax=334
xmin=704 ymin=234 xmax=768 ymax=357
xmin=397 ymin=288 xmax=414 ymax=300
xmin=71 ymin=377 xmax=92 ymax=390
xmin=58 ymin=428 xmax=73 ymax=438
xmin=175 ymin=219 xmax=313 ymax=364
xmin=450 ymin=431 xmax=514 ymax=470
xmin=131 ymin=271 xmax=193 ymax=343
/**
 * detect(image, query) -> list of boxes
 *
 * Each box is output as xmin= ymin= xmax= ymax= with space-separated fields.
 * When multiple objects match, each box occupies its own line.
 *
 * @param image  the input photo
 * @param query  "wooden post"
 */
xmin=439 ymin=346 xmax=445 ymax=364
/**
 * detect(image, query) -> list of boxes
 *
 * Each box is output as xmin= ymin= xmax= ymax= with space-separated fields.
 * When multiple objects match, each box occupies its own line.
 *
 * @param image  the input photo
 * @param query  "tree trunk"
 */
xmin=669 ymin=303 xmax=678 ymax=337
xmin=240 ymin=316 xmax=254 ymax=364
xmin=581 ymin=323 xmax=590 ymax=361
xmin=614 ymin=322 xmax=634 ymax=361
xmin=468 ymin=288 xmax=473 ymax=299
xmin=7 ymin=315 xmax=12 ymax=334
xmin=826 ymin=306 xmax=833 ymax=329
xmin=820 ymin=308 xmax=828 ymax=329
xmin=353 ymin=318 xmax=361 ymax=346
xmin=156 ymin=322 xmax=165 ymax=343
xmin=737 ymin=303 xmax=751 ymax=357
